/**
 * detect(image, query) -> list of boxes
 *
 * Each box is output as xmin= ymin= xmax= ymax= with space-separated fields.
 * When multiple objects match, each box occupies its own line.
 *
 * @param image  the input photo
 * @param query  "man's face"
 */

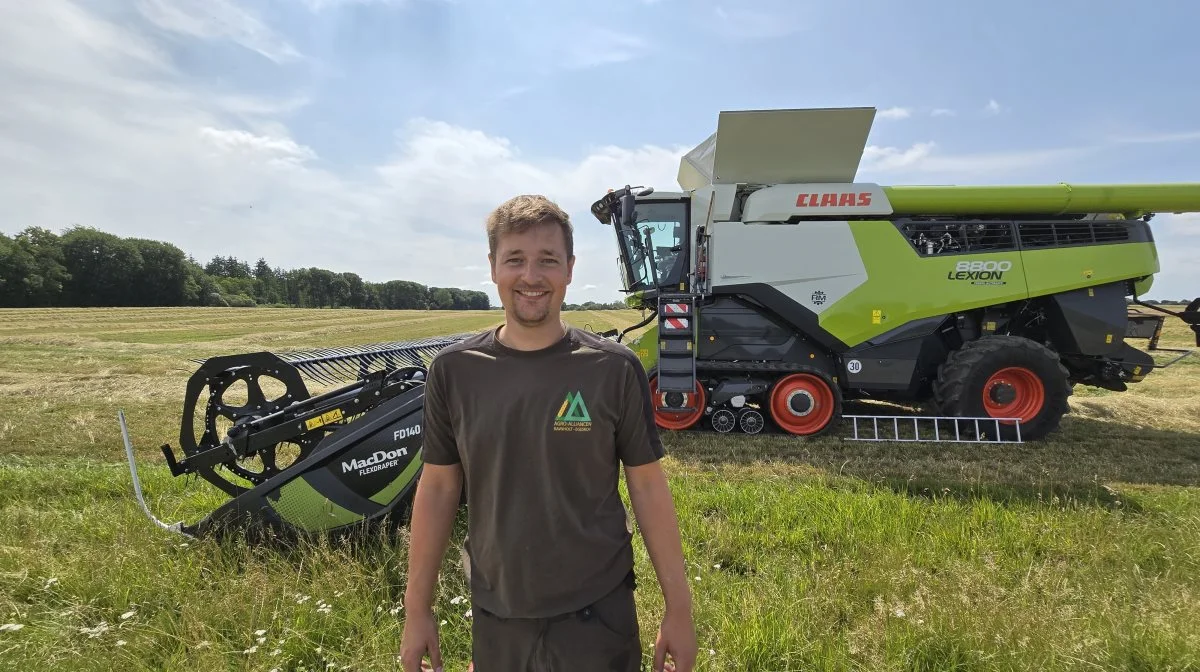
xmin=489 ymin=222 xmax=574 ymax=327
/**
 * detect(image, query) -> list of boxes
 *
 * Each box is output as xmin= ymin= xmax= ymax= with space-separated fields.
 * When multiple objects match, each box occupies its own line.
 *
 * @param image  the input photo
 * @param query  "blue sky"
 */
xmin=1 ymin=0 xmax=1198 ymax=305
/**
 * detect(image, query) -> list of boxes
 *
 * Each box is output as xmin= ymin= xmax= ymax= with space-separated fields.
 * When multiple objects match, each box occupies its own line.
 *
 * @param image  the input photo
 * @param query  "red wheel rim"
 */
xmin=982 ymin=366 xmax=1044 ymax=424
xmin=768 ymin=373 xmax=835 ymax=435
xmin=647 ymin=373 xmax=705 ymax=430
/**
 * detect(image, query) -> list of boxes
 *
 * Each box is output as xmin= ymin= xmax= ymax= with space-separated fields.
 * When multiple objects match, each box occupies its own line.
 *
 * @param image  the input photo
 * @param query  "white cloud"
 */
xmin=0 ymin=1 xmax=683 ymax=307
xmin=860 ymin=142 xmax=936 ymax=171
xmin=983 ymin=99 xmax=1003 ymax=115
xmin=1147 ymin=214 xmax=1200 ymax=302
xmin=1108 ymin=130 xmax=1200 ymax=145
xmin=859 ymin=141 xmax=1090 ymax=179
xmin=931 ymin=108 xmax=956 ymax=117
xmin=559 ymin=29 xmax=652 ymax=69
xmin=4 ymin=1 xmax=1194 ymax=309
xmin=712 ymin=6 xmax=804 ymax=39
xmin=300 ymin=0 xmax=414 ymax=9
xmin=1159 ymin=212 xmax=1200 ymax=238
xmin=877 ymin=107 xmax=911 ymax=120
xmin=135 ymin=0 xmax=302 ymax=64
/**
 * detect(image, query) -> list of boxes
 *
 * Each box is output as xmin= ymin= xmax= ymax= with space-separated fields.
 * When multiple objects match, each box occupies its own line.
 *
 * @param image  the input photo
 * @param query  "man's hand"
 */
xmin=653 ymin=606 xmax=698 ymax=671
xmin=398 ymin=608 xmax=442 ymax=672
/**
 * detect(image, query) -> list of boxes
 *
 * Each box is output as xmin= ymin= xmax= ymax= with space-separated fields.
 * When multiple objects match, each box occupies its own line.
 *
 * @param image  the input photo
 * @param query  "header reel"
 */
xmin=119 ymin=334 xmax=472 ymax=539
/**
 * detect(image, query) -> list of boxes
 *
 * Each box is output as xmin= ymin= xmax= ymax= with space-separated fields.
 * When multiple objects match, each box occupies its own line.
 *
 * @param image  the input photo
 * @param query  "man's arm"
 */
xmin=625 ymin=460 xmax=692 ymax=617
xmin=399 ymin=356 xmax=464 ymax=670
xmin=403 ymin=355 xmax=463 ymax=612
xmin=614 ymin=356 xmax=689 ymax=612
xmin=403 ymin=463 xmax=463 ymax=611
xmin=614 ymin=356 xmax=697 ymax=669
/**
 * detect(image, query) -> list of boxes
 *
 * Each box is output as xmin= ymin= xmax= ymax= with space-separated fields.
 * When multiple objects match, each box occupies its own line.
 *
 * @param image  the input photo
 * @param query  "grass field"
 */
xmin=0 ymin=306 xmax=1198 ymax=671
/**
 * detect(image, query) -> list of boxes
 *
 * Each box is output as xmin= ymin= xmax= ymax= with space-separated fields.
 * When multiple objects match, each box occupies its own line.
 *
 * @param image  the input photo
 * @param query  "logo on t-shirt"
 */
xmin=553 ymin=391 xmax=592 ymax=432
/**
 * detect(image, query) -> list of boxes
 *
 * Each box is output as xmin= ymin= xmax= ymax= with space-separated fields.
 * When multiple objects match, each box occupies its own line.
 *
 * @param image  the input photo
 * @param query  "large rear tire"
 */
xmin=933 ymin=335 xmax=1072 ymax=441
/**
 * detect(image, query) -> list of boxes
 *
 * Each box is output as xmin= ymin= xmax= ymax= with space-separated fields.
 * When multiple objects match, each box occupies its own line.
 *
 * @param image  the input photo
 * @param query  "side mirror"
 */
xmin=619 ymin=193 xmax=637 ymax=228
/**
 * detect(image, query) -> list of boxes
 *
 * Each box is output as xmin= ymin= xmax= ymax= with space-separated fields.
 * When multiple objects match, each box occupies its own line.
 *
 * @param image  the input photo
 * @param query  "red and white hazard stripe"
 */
xmin=662 ymin=317 xmax=689 ymax=330
xmin=661 ymin=303 xmax=689 ymax=314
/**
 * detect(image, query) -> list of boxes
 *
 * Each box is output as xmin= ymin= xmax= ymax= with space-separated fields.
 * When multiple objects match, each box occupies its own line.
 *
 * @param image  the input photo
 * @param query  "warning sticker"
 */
xmin=306 ymin=408 xmax=343 ymax=430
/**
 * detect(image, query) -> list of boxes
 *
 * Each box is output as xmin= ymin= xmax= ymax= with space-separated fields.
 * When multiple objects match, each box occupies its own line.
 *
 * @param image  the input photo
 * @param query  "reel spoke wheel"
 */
xmin=767 ymin=371 xmax=840 ymax=436
xmin=647 ymin=371 xmax=706 ymax=430
xmin=180 ymin=353 xmax=318 ymax=497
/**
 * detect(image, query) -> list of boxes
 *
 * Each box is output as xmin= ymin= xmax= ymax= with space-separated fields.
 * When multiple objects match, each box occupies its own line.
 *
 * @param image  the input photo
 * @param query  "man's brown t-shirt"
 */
xmin=421 ymin=324 xmax=665 ymax=619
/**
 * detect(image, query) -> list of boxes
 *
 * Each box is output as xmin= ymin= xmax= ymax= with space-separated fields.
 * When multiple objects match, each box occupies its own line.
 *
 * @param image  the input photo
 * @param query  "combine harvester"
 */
xmin=118 ymin=107 xmax=1200 ymax=538
xmin=591 ymin=107 xmax=1200 ymax=443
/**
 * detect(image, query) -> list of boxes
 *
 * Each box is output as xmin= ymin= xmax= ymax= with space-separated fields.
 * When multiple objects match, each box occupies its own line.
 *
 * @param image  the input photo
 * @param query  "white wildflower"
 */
xmin=80 ymin=622 xmax=110 ymax=638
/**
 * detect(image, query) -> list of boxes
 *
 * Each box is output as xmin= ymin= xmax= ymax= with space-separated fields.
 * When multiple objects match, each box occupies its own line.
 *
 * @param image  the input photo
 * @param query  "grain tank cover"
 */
xmin=677 ymin=107 xmax=877 ymax=191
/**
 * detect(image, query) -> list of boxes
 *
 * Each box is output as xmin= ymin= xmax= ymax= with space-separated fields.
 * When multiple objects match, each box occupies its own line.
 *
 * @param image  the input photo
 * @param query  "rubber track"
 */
xmin=932 ymin=335 xmax=1072 ymax=432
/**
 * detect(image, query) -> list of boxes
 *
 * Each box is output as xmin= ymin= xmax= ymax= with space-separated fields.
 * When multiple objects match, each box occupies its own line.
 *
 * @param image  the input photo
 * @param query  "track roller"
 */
xmin=767 ymin=370 xmax=842 ymax=436
xmin=737 ymin=408 xmax=765 ymax=434
xmin=711 ymin=408 xmax=736 ymax=433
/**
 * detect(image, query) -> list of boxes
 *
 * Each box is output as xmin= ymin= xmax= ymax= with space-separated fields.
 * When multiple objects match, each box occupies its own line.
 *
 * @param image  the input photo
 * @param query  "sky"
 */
xmin=2 ymin=0 xmax=1198 ymax=306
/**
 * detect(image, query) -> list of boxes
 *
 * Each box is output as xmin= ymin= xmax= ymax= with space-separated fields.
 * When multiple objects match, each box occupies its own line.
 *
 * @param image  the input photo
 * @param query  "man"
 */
xmin=399 ymin=194 xmax=697 ymax=672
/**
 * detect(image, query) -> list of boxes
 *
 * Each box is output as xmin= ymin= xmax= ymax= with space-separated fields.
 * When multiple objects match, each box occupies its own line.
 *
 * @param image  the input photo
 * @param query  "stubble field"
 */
xmin=0 ymin=306 xmax=1197 ymax=671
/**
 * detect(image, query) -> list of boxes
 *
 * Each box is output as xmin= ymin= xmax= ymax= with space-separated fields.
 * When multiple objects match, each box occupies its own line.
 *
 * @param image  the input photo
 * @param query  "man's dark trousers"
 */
xmin=470 ymin=571 xmax=643 ymax=671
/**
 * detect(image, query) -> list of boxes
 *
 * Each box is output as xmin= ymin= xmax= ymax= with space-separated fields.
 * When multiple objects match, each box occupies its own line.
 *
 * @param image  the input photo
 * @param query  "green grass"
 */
xmin=0 ymin=306 xmax=1198 ymax=670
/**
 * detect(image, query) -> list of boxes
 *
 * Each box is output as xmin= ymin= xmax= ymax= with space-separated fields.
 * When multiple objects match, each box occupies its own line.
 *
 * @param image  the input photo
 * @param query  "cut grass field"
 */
xmin=0 ymin=306 xmax=1198 ymax=671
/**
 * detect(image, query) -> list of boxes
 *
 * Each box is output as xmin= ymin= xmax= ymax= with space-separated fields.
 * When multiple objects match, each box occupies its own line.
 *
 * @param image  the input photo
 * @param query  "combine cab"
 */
xmin=590 ymin=107 xmax=1200 ymax=441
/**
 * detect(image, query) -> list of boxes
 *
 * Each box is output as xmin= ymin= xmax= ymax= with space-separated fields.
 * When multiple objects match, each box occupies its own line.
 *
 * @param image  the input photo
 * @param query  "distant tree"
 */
xmin=0 ymin=223 xmax=493 ymax=310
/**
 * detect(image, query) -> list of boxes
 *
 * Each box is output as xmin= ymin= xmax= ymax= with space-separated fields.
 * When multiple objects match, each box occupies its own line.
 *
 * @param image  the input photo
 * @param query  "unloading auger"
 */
xmin=119 ymin=333 xmax=474 ymax=539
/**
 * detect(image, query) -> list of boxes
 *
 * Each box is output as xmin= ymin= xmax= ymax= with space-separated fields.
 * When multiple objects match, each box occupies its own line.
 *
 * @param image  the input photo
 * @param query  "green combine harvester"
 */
xmin=590 ymin=107 xmax=1200 ymax=443
xmin=119 ymin=107 xmax=1200 ymax=539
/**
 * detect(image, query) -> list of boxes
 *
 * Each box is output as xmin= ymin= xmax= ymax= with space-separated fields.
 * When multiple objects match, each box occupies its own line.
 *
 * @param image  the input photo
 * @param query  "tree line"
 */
xmin=0 ymin=225 xmax=491 ymax=310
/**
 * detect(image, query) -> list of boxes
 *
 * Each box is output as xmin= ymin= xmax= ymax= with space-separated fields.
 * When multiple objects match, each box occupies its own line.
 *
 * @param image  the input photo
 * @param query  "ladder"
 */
xmin=655 ymin=294 xmax=698 ymax=411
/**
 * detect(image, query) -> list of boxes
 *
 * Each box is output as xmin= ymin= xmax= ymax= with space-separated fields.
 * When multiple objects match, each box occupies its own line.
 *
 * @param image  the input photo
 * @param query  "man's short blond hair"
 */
xmin=486 ymin=194 xmax=573 ymax=259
